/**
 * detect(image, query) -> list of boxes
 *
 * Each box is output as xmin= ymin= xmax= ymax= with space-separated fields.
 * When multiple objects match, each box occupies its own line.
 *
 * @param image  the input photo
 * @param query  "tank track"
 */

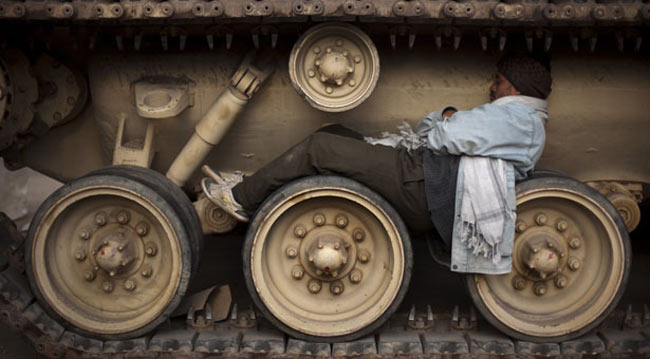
xmin=1 ymin=215 xmax=649 ymax=358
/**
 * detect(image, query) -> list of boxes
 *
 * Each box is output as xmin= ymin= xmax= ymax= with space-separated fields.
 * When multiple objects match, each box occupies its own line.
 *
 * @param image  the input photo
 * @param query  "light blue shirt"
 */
xmin=416 ymin=95 xmax=548 ymax=273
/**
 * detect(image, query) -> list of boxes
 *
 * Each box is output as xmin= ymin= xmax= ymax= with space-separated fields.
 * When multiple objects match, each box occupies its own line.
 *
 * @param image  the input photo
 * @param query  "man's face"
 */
xmin=489 ymin=72 xmax=520 ymax=101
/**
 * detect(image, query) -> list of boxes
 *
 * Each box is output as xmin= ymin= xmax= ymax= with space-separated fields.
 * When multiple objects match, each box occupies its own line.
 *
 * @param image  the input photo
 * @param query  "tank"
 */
xmin=0 ymin=0 xmax=649 ymax=357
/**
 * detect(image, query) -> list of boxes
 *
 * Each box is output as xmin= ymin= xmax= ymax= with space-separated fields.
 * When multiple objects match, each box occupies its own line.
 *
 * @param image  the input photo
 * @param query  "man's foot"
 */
xmin=202 ymin=165 xmax=244 ymax=187
xmin=201 ymin=176 xmax=249 ymax=222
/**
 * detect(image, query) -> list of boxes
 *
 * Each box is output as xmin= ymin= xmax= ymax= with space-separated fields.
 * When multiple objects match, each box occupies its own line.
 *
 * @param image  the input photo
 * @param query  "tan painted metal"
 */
xmin=250 ymin=187 xmax=404 ymax=337
xmin=587 ymin=181 xmax=642 ymax=232
xmin=472 ymin=187 xmax=625 ymax=337
xmin=193 ymin=193 xmax=237 ymax=234
xmin=289 ymin=23 xmax=380 ymax=112
xmin=112 ymin=115 xmax=155 ymax=167
xmin=30 ymin=185 xmax=182 ymax=335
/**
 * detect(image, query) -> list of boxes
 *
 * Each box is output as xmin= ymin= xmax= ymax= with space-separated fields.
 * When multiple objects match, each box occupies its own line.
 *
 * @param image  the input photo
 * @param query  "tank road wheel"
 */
xmin=25 ymin=173 xmax=195 ymax=339
xmin=466 ymin=176 xmax=631 ymax=342
xmin=243 ymin=176 xmax=412 ymax=342
xmin=289 ymin=23 xmax=380 ymax=112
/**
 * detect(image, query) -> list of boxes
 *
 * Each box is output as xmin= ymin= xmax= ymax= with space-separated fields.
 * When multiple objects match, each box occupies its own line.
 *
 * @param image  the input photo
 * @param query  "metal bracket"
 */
xmin=407 ymin=305 xmax=434 ymax=330
xmin=230 ymin=51 xmax=276 ymax=99
xmin=230 ymin=304 xmax=257 ymax=329
xmin=112 ymin=115 xmax=155 ymax=168
xmin=451 ymin=305 xmax=477 ymax=331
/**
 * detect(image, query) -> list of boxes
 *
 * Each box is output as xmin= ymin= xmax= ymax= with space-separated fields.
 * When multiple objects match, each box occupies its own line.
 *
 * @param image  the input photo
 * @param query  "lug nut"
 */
xmin=358 ymin=249 xmax=371 ymax=263
xmin=555 ymin=275 xmax=568 ymax=289
xmin=308 ymin=69 xmax=315 ymax=78
xmin=145 ymin=243 xmax=157 ymax=257
xmin=349 ymin=269 xmax=362 ymax=283
xmin=535 ymin=213 xmax=547 ymax=226
xmin=515 ymin=221 xmax=527 ymax=233
xmin=313 ymin=214 xmax=326 ymax=226
xmin=294 ymin=225 xmax=306 ymax=238
xmin=325 ymin=86 xmax=333 ymax=94
xmin=123 ymin=280 xmax=136 ymax=291
xmin=335 ymin=215 xmax=348 ymax=228
xmin=79 ymin=229 xmax=91 ymax=240
xmin=348 ymin=79 xmax=356 ymax=87
xmin=286 ymin=246 xmax=298 ymax=259
xmin=512 ymin=276 xmax=526 ymax=290
xmin=141 ymin=265 xmax=153 ymax=278
xmin=569 ymin=237 xmax=581 ymax=249
xmin=116 ymin=211 xmax=130 ymax=224
xmin=291 ymin=265 xmax=304 ymax=280
xmin=556 ymin=220 xmax=568 ymax=232
xmin=74 ymin=249 xmax=86 ymax=261
xmin=568 ymin=257 xmax=581 ymax=271
xmin=135 ymin=222 xmax=149 ymax=236
xmin=353 ymin=228 xmax=365 ymax=242
xmin=83 ymin=270 xmax=95 ymax=282
xmin=308 ymin=280 xmax=321 ymax=294
xmin=330 ymin=281 xmax=344 ymax=295
xmin=354 ymin=56 xmax=361 ymax=63
xmin=95 ymin=212 xmax=107 ymax=226
xmin=313 ymin=46 xmax=321 ymax=54
xmin=326 ymin=47 xmax=332 ymax=53
xmin=533 ymin=282 xmax=547 ymax=296
xmin=102 ymin=282 xmax=114 ymax=293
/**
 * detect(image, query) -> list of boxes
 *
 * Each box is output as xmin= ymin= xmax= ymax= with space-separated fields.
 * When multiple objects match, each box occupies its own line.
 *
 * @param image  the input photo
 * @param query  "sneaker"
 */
xmin=201 ymin=165 xmax=244 ymax=187
xmin=201 ymin=177 xmax=249 ymax=222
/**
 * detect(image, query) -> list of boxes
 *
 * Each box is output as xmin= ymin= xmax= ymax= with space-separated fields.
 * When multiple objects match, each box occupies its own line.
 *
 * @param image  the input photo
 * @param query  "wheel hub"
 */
xmin=307 ymin=234 xmax=349 ymax=277
xmin=314 ymin=48 xmax=354 ymax=86
xmin=94 ymin=231 xmax=137 ymax=276
xmin=513 ymin=218 xmax=568 ymax=283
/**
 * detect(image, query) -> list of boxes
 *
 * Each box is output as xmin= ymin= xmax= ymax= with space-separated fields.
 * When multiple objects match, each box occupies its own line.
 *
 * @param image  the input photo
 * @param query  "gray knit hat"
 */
xmin=497 ymin=54 xmax=552 ymax=99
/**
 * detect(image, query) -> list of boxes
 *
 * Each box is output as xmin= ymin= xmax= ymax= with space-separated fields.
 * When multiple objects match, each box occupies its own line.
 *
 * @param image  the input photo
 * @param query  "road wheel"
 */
xmin=25 ymin=173 xmax=193 ymax=339
xmin=243 ymin=176 xmax=412 ymax=342
xmin=466 ymin=176 xmax=631 ymax=342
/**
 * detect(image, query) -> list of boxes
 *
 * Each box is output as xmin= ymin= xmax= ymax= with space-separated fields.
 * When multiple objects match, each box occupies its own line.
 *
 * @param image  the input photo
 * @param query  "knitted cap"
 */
xmin=497 ymin=54 xmax=552 ymax=99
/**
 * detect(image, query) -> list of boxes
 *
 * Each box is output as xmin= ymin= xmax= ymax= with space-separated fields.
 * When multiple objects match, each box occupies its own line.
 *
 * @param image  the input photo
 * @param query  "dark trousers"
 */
xmin=232 ymin=125 xmax=434 ymax=233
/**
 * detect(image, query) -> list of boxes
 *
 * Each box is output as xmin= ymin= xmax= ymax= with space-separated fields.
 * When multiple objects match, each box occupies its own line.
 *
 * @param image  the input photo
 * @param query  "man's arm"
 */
xmin=415 ymin=106 xmax=457 ymax=137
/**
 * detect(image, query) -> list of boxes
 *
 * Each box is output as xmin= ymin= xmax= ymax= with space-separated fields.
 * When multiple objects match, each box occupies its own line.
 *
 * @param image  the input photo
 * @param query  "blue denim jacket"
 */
xmin=416 ymin=96 xmax=547 ymax=274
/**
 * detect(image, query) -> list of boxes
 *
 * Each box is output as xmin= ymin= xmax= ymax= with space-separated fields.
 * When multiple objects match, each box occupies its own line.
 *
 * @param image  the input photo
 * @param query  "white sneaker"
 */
xmin=201 ymin=176 xmax=249 ymax=222
xmin=202 ymin=165 xmax=244 ymax=187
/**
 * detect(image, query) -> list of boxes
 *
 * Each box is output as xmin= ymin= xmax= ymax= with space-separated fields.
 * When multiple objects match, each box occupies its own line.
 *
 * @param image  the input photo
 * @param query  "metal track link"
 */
xmin=1 ymin=214 xmax=649 ymax=358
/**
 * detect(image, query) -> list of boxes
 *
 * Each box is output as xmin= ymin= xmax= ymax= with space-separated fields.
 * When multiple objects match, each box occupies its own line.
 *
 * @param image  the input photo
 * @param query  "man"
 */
xmin=202 ymin=53 xmax=551 ymax=274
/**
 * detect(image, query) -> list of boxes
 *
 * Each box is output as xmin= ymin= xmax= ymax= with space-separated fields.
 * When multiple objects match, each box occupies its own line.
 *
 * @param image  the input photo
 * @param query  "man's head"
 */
xmin=490 ymin=53 xmax=552 ymax=101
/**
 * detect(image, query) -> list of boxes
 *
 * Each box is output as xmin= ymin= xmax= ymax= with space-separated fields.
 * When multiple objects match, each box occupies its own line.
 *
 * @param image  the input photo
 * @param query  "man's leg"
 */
xmin=232 ymin=131 xmax=433 ymax=233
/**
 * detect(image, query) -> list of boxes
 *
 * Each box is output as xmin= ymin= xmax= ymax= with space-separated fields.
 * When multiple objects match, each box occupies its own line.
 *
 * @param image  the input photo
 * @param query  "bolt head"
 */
xmin=515 ymin=221 xmax=526 ymax=233
xmin=79 ymin=229 xmax=91 ymax=240
xmin=326 ymin=47 xmax=332 ymax=53
xmin=116 ymin=211 xmax=130 ymax=224
xmin=325 ymin=86 xmax=333 ymax=94
xmin=568 ymin=257 xmax=581 ymax=271
xmin=102 ymin=282 xmax=114 ymax=293
xmin=83 ymin=271 xmax=95 ymax=281
xmin=141 ymin=266 xmax=153 ymax=278
xmin=348 ymin=79 xmax=356 ymax=87
xmin=555 ymin=275 xmax=568 ymax=289
xmin=335 ymin=215 xmax=348 ymax=228
xmin=330 ymin=281 xmax=344 ymax=295
xmin=286 ymin=246 xmax=298 ymax=258
xmin=512 ymin=276 xmax=526 ymax=290
xmin=294 ymin=225 xmax=307 ymax=238
xmin=74 ymin=250 xmax=86 ymax=261
xmin=353 ymin=228 xmax=365 ymax=242
xmin=95 ymin=213 xmax=107 ymax=226
xmin=145 ymin=243 xmax=157 ymax=257
xmin=135 ymin=222 xmax=149 ymax=236
xmin=534 ymin=283 xmax=547 ymax=296
xmin=349 ymin=269 xmax=362 ymax=283
xmin=535 ymin=213 xmax=547 ymax=226
xmin=358 ymin=250 xmax=370 ymax=263
xmin=354 ymin=56 xmax=362 ymax=63
xmin=308 ymin=280 xmax=321 ymax=294
xmin=308 ymin=70 xmax=315 ymax=78
xmin=569 ymin=237 xmax=581 ymax=249
xmin=291 ymin=266 xmax=304 ymax=280
xmin=313 ymin=214 xmax=325 ymax=226
xmin=556 ymin=220 xmax=568 ymax=232
xmin=313 ymin=46 xmax=321 ymax=54
xmin=123 ymin=280 xmax=136 ymax=291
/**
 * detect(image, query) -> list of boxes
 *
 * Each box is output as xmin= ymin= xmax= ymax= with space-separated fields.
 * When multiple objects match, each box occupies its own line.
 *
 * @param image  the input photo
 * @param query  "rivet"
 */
xmin=325 ymin=86 xmax=333 ymax=94
xmin=116 ymin=211 xmax=130 ymax=224
xmin=313 ymin=46 xmax=321 ymax=54
xmin=353 ymin=228 xmax=365 ymax=242
xmin=319 ymin=75 xmax=328 ymax=83
xmin=335 ymin=39 xmax=343 ymax=46
xmin=135 ymin=222 xmax=149 ymax=236
xmin=291 ymin=265 xmax=304 ymax=280
xmin=358 ymin=249 xmax=370 ymax=263
xmin=349 ymin=269 xmax=362 ymax=283
xmin=569 ymin=237 xmax=581 ymax=249
xmin=83 ymin=270 xmax=95 ymax=281
xmin=354 ymin=56 xmax=361 ymax=63
xmin=315 ymin=59 xmax=321 ymax=67
xmin=330 ymin=281 xmax=344 ymax=295
xmin=348 ymin=79 xmax=356 ymax=87
xmin=124 ymin=280 xmax=136 ymax=291
xmin=568 ymin=257 xmax=581 ymax=271
xmin=535 ymin=213 xmax=547 ymax=226
xmin=286 ymin=246 xmax=298 ymax=258
xmin=109 ymin=270 xmax=116 ymax=277
xmin=515 ymin=221 xmax=527 ymax=233
xmin=294 ymin=225 xmax=307 ymax=238
xmin=556 ymin=220 xmax=568 ymax=232
xmin=308 ymin=70 xmax=315 ymax=78
xmin=74 ymin=250 xmax=86 ymax=261
xmin=102 ymin=282 xmax=114 ymax=293
xmin=326 ymin=47 xmax=332 ymax=53
xmin=317 ymin=243 xmax=324 ymax=249
xmin=79 ymin=229 xmax=91 ymax=240
xmin=118 ymin=245 xmax=124 ymax=252
xmin=95 ymin=212 xmax=107 ymax=226
xmin=313 ymin=214 xmax=325 ymax=226
xmin=533 ymin=282 xmax=547 ymax=296
xmin=335 ymin=79 xmax=343 ymax=86
xmin=308 ymin=280 xmax=321 ymax=294
xmin=342 ymin=50 xmax=349 ymax=57
xmin=512 ymin=276 xmax=526 ymax=290
xmin=141 ymin=265 xmax=153 ymax=278
xmin=335 ymin=215 xmax=348 ymax=228
xmin=555 ymin=275 xmax=568 ymax=289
